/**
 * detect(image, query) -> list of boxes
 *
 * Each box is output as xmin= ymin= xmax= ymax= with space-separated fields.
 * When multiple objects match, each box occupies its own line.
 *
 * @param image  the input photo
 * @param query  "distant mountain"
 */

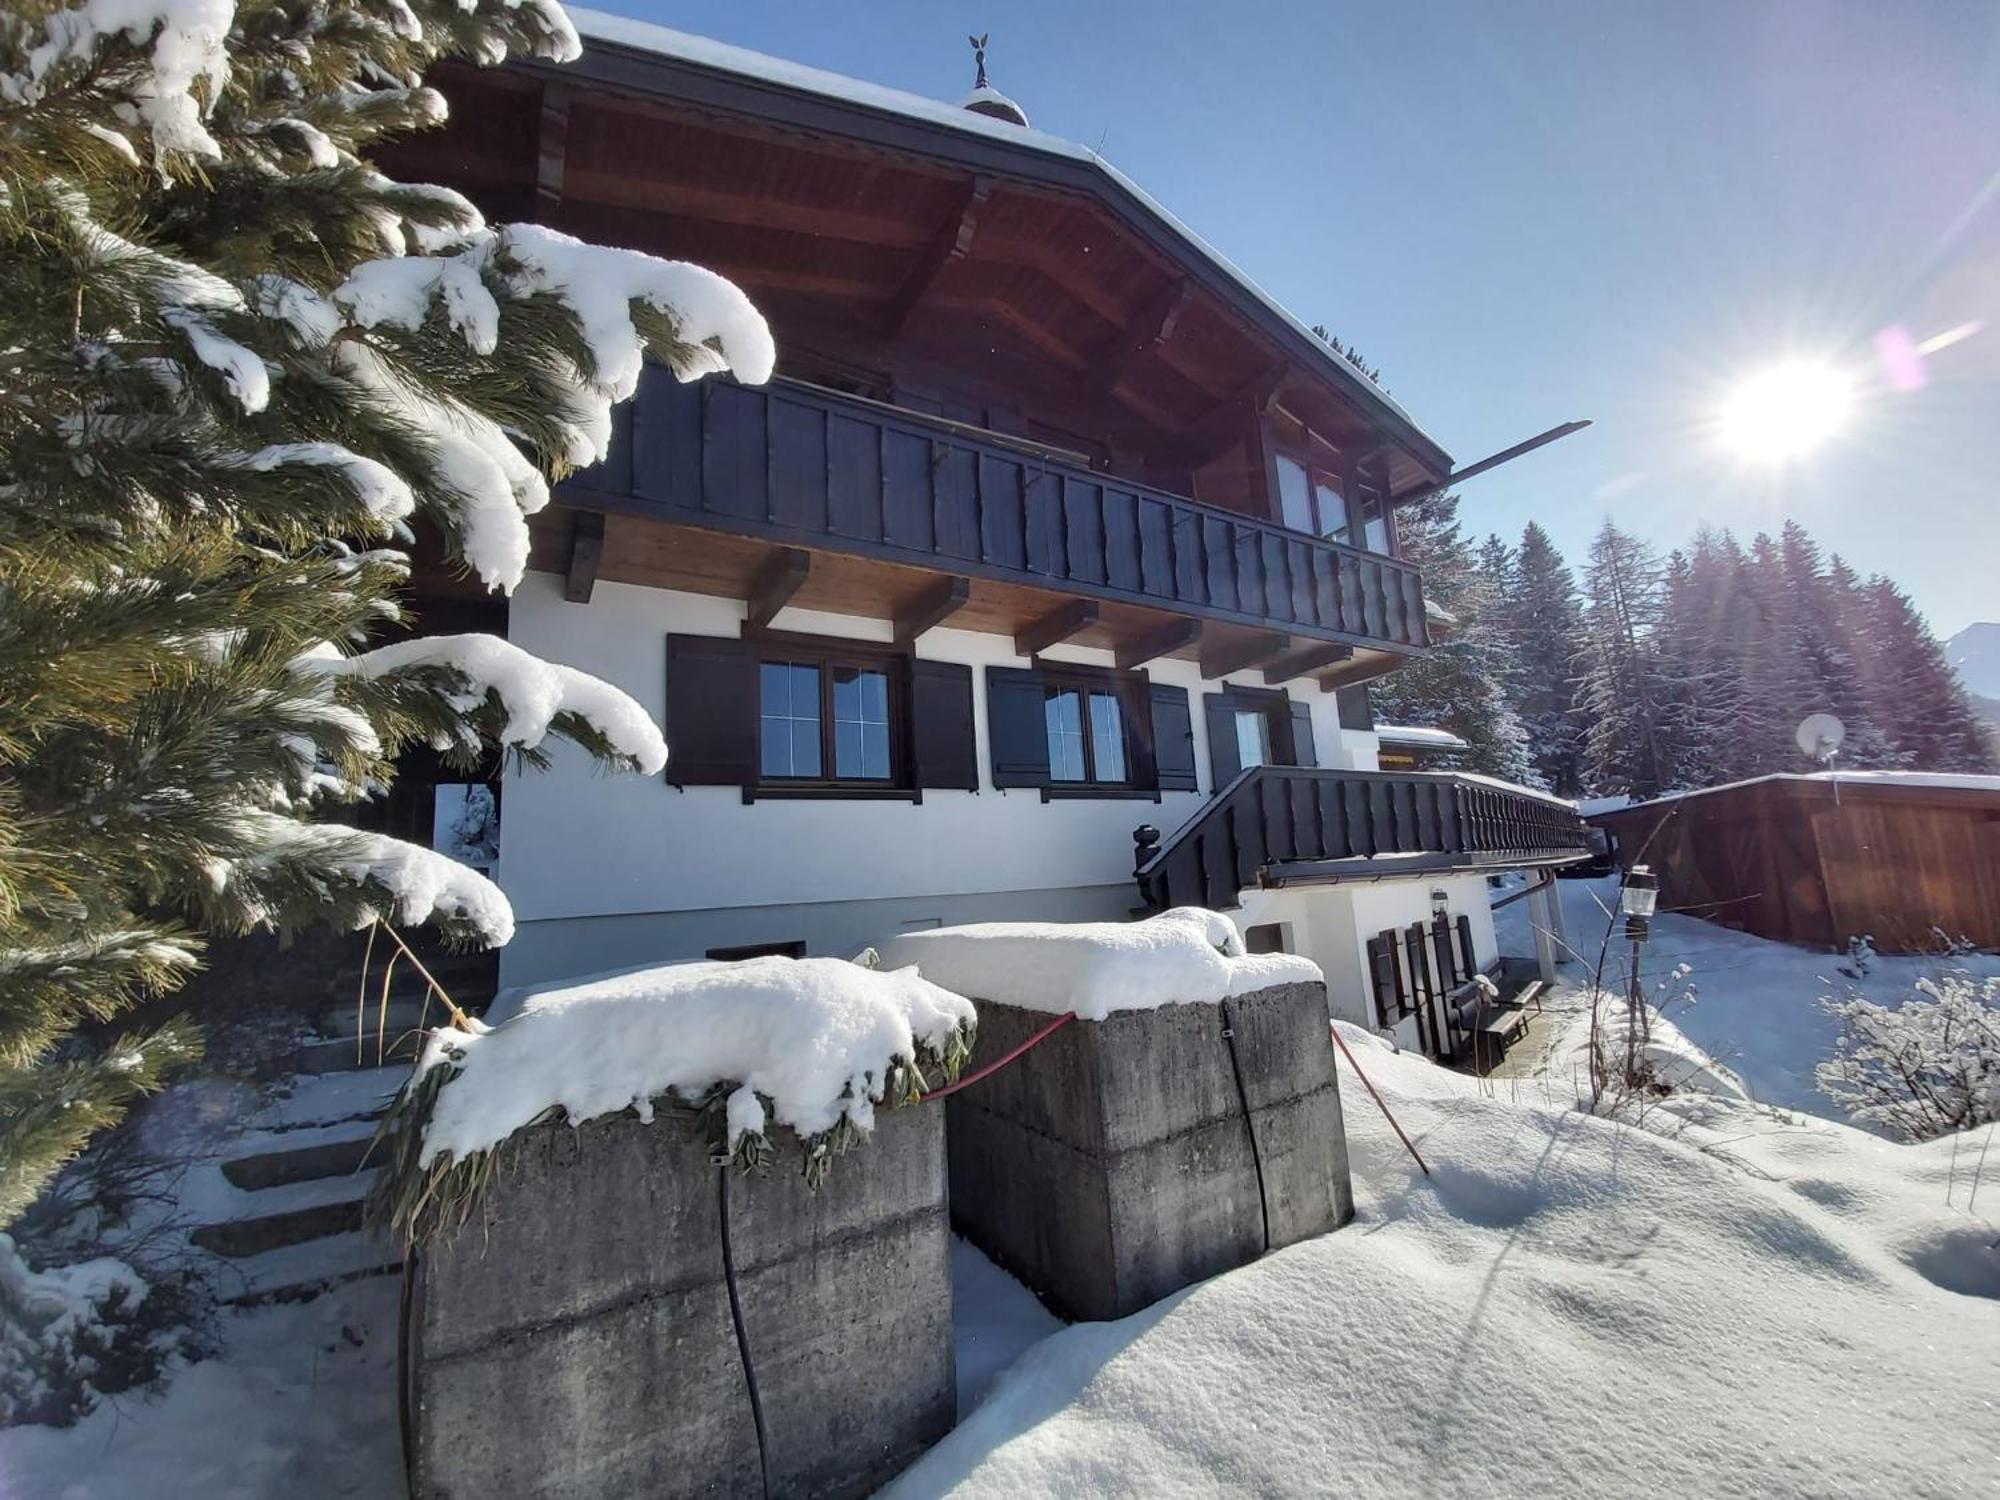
xmin=1946 ymin=622 xmax=2000 ymax=699
xmin=1974 ymin=693 xmax=2000 ymax=732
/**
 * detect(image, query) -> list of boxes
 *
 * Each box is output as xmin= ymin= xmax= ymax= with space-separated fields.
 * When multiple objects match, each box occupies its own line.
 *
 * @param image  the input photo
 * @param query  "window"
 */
xmin=706 ymin=939 xmax=808 ymax=961
xmin=1314 ymin=475 xmax=1352 ymax=545
xmin=1275 ymin=454 xmax=1315 ymax=533
xmin=1234 ymin=708 xmax=1271 ymax=769
xmin=1045 ymin=680 xmax=1130 ymax=785
xmin=758 ymin=656 xmax=894 ymax=785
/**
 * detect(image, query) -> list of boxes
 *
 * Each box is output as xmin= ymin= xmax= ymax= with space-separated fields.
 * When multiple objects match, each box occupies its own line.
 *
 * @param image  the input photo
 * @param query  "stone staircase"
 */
xmin=187 ymin=949 xmax=495 ymax=1305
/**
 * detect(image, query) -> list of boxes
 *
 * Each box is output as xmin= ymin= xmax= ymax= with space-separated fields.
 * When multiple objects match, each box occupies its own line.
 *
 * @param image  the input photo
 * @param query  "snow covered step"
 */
xmin=221 ymin=1124 xmax=381 ymax=1192
xmin=190 ymin=1170 xmax=377 ymax=1259
xmin=292 ymin=1029 xmax=425 ymax=1076
xmin=214 ymin=1229 xmax=402 ymax=1307
xmin=248 ymin=1064 xmax=410 ymax=1134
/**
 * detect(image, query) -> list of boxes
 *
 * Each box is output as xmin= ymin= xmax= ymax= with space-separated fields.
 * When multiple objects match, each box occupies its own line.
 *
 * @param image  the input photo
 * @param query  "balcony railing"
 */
xmin=1133 ymin=766 xmax=1594 ymax=912
xmin=562 ymin=373 xmax=1431 ymax=655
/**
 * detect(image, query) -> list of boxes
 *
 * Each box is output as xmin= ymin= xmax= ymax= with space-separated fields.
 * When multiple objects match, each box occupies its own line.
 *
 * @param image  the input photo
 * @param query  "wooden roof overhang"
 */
xmin=389 ymin=40 xmax=1454 ymax=500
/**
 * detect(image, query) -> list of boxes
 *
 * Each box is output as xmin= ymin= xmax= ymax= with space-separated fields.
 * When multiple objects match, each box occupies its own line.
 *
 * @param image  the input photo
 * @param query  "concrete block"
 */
xmin=947 ymin=981 xmax=1353 ymax=1322
xmin=405 ymin=1102 xmax=953 ymax=1500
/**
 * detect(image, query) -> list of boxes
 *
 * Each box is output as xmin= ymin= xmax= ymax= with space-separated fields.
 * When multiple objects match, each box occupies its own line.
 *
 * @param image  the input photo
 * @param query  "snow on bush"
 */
xmin=877 ymin=907 xmax=1321 ymax=1021
xmin=1816 ymin=971 xmax=2000 ymax=1141
xmin=377 ymin=956 xmax=976 ymax=1243
xmin=0 ymin=1234 xmax=158 ymax=1426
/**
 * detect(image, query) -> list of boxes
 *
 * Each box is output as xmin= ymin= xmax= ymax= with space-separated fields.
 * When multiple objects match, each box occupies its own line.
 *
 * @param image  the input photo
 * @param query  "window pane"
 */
xmin=1315 ymin=479 xmax=1351 ymax=544
xmin=1276 ymin=455 xmax=1313 ymax=533
xmin=791 ymin=719 xmax=821 ymax=778
xmin=832 ymin=666 xmax=890 ymax=780
xmin=1088 ymin=692 xmax=1127 ymax=782
xmin=760 ymin=660 xmax=822 ymax=777
xmin=1358 ymin=493 xmax=1389 ymax=553
xmin=1045 ymin=687 xmax=1086 ymax=782
xmin=1235 ymin=708 xmax=1269 ymax=769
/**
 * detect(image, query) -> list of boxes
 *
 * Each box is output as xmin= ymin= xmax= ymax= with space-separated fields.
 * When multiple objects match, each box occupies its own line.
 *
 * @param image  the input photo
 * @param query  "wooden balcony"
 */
xmin=1134 ymin=766 xmax=1594 ymax=912
xmin=553 ymin=374 xmax=1430 ymax=677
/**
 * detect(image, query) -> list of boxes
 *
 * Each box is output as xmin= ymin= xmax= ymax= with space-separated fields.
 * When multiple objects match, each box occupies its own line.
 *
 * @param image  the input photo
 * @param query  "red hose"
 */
xmin=1329 ymin=1024 xmax=1431 ymax=1177
xmin=921 ymin=1011 xmax=1076 ymax=1101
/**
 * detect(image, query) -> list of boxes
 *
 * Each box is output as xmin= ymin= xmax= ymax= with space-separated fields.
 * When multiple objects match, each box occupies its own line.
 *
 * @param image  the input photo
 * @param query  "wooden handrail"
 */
xmin=1133 ymin=765 xmax=1592 ymax=913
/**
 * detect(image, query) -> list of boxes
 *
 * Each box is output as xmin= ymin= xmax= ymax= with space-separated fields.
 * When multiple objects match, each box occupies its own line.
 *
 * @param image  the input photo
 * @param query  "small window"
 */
xmin=705 ymin=939 xmax=808 ymax=962
xmin=758 ymin=655 xmax=895 ymax=786
xmin=1044 ymin=677 xmax=1132 ymax=788
xmin=1234 ymin=709 xmax=1271 ymax=770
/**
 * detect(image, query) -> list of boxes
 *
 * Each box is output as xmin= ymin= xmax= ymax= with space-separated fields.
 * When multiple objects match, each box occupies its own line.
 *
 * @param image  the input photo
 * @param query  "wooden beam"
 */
xmin=535 ymin=83 xmax=572 ymax=218
xmin=893 ymin=575 xmax=970 ymax=645
xmin=563 ymin=509 xmax=604 ymax=603
xmin=1262 ymin=642 xmax=1353 ymax=685
xmin=1082 ymin=277 xmax=1188 ymax=396
xmin=1318 ymin=654 xmax=1398 ymax=692
xmin=1114 ymin=618 xmax=1202 ymax=671
xmin=1200 ymin=631 xmax=1290 ymax=680
xmin=885 ymin=176 xmax=992 ymax=335
xmin=745 ymin=546 xmax=811 ymax=629
xmin=1187 ymin=359 xmax=1290 ymax=459
xmin=1014 ymin=599 xmax=1098 ymax=657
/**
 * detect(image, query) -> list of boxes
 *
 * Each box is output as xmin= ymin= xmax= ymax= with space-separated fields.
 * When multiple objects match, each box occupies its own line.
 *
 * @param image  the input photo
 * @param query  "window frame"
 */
xmin=1036 ymin=663 xmax=1153 ymax=801
xmin=748 ymin=630 xmax=915 ymax=800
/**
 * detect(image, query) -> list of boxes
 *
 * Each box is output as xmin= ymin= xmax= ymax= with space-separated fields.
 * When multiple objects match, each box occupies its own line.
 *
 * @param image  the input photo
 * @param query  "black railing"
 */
xmin=563 ymin=373 xmax=1431 ymax=654
xmin=1133 ymin=766 xmax=1594 ymax=912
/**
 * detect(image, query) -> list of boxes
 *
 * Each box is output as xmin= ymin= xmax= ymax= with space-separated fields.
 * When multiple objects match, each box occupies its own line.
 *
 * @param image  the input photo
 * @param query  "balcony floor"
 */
xmin=526 ymin=503 xmax=1406 ymax=689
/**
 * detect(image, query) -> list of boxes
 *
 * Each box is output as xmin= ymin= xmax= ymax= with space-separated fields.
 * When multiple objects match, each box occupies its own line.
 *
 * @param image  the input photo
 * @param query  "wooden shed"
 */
xmin=1587 ymin=773 xmax=2000 ymax=954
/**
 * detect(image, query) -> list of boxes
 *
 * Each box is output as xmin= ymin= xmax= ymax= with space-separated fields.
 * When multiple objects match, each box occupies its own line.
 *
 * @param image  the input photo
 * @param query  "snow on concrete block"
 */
xmin=946 ymin=979 xmax=1352 ymax=1322
xmin=404 ymin=1101 xmax=953 ymax=1500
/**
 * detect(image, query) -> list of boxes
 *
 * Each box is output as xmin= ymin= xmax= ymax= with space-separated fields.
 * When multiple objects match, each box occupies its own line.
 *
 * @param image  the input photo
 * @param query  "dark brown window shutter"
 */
xmin=1287 ymin=700 xmax=1318 ymax=769
xmin=985 ymin=666 xmax=1050 ymax=787
xmin=910 ymin=659 xmax=978 ymax=790
xmin=1336 ymin=684 xmax=1374 ymax=732
xmin=664 ymin=635 xmax=755 ymax=786
xmin=1203 ymin=693 xmax=1242 ymax=791
xmin=1149 ymin=683 xmax=1199 ymax=792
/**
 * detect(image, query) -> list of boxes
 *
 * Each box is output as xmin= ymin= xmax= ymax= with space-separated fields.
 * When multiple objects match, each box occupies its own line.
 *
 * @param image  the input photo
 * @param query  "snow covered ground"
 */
xmin=1496 ymin=875 xmax=2000 ymax=1121
xmin=896 ymin=1025 xmax=1999 ymax=1497
xmin=8 ymin=899 xmax=1996 ymax=1498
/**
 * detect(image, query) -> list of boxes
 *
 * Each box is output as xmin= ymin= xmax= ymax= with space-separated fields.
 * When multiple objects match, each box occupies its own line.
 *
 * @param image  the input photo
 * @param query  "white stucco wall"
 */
xmin=1231 ymin=871 xmax=1498 ymax=1038
xmin=496 ymin=571 xmax=1367 ymax=980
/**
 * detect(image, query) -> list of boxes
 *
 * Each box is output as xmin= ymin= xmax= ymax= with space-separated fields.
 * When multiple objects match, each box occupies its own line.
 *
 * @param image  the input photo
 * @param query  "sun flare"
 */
xmin=1716 ymin=360 xmax=1855 ymax=463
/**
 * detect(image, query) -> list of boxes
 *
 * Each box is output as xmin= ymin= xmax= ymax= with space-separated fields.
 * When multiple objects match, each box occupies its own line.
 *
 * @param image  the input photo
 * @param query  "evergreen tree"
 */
xmin=0 ymin=3 xmax=773 ymax=1218
xmin=1851 ymin=577 xmax=1997 ymax=773
xmin=1497 ymin=521 xmax=1590 ymax=795
xmin=1577 ymin=520 xmax=1680 ymax=796
xmin=1369 ymin=490 xmax=1531 ymax=783
xmin=1774 ymin=521 xmax=1901 ymax=769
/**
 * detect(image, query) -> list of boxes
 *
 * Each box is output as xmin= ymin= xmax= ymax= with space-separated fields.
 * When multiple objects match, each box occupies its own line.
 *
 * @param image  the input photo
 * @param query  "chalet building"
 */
xmin=378 ymin=17 xmax=1591 ymax=1043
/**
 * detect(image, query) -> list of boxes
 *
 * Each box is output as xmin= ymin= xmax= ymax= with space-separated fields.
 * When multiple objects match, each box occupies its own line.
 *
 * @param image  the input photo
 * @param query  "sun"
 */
xmin=1716 ymin=360 xmax=1855 ymax=463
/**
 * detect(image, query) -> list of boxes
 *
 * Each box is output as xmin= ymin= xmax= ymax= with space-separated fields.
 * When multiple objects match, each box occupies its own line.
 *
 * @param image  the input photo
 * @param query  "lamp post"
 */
xmin=1618 ymin=864 xmax=1658 ymax=1081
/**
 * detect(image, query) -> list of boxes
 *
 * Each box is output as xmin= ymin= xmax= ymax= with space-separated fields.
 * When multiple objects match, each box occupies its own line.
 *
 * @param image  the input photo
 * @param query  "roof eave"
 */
xmin=533 ymin=31 xmax=1455 ymax=479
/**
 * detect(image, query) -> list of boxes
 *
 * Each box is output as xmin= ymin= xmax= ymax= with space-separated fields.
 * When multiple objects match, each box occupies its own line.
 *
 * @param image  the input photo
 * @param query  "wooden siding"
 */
xmin=561 ymin=374 xmax=1430 ymax=656
xmin=1135 ymin=766 xmax=1592 ymax=912
xmin=1589 ymin=779 xmax=2000 ymax=953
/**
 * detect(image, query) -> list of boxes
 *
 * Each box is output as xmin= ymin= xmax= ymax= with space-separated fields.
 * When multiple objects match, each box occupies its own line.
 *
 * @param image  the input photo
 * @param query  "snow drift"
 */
xmin=890 ymin=1024 xmax=2000 ymax=1498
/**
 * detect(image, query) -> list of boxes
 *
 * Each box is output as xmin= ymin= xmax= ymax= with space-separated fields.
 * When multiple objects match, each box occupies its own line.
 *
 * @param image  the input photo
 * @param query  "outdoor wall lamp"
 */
xmin=1429 ymin=888 xmax=1449 ymax=918
xmin=1621 ymin=863 xmax=1658 ymax=943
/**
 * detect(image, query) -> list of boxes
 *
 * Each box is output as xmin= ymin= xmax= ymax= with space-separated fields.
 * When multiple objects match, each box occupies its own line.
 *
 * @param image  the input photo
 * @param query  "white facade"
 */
xmin=494 ymin=569 xmax=1473 ymax=1024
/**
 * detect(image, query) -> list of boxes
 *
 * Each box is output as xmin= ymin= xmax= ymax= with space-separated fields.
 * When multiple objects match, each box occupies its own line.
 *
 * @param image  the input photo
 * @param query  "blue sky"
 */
xmin=614 ymin=1 xmax=2000 ymax=635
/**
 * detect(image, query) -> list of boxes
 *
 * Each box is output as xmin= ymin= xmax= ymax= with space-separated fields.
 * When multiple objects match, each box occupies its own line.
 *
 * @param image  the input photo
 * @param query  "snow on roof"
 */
xmin=877 ymin=907 xmax=1320 ymax=1022
xmin=1374 ymin=723 xmax=1469 ymax=751
xmin=1590 ymin=771 xmax=2000 ymax=817
xmin=1575 ymin=793 xmax=1634 ymax=816
xmin=411 ymin=955 xmax=975 ymax=1167
xmin=563 ymin=9 xmax=1445 ymax=464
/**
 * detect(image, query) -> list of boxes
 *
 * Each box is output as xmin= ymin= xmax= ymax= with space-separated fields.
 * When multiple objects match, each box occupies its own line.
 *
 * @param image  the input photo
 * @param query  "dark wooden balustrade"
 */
xmin=562 ymin=373 xmax=1431 ymax=655
xmin=1134 ymin=766 xmax=1594 ymax=912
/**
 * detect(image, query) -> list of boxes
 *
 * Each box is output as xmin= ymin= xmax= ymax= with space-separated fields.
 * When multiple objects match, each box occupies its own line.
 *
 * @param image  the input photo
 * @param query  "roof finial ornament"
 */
xmin=959 ymin=32 xmax=1030 ymax=128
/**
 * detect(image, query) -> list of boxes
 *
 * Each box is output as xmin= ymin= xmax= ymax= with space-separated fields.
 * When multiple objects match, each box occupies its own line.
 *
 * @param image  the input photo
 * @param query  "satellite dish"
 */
xmin=1796 ymin=713 xmax=1845 ymax=763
